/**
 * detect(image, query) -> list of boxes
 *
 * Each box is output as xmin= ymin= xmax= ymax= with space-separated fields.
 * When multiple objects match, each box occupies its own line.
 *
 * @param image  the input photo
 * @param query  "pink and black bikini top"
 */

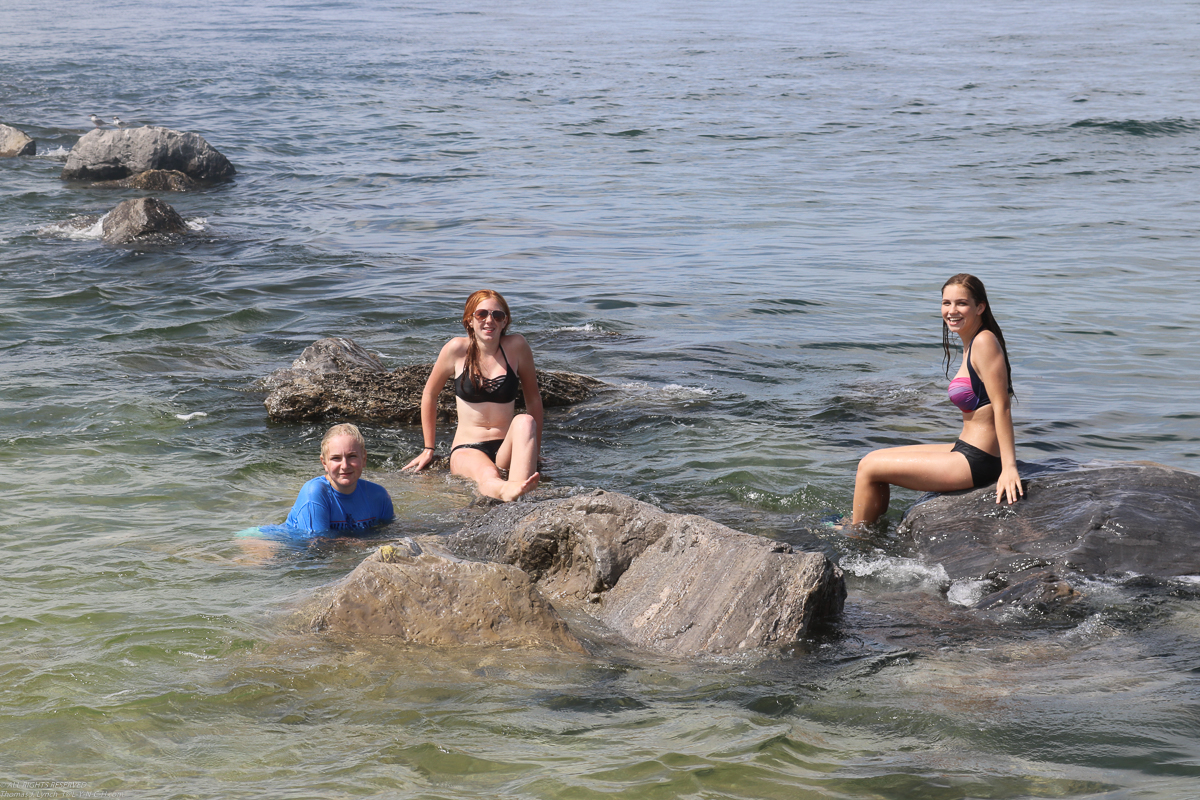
xmin=454 ymin=344 xmax=520 ymax=404
xmin=948 ymin=339 xmax=991 ymax=412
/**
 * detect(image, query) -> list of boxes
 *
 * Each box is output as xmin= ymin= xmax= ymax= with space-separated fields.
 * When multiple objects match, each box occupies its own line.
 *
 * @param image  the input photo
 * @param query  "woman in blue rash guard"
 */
xmin=402 ymin=289 xmax=543 ymax=501
xmin=284 ymin=423 xmax=394 ymax=533
xmin=850 ymin=274 xmax=1022 ymax=527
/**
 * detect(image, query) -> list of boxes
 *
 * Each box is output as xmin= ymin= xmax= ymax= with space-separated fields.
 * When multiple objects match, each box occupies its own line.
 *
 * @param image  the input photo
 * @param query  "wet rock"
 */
xmin=263 ymin=336 xmax=603 ymax=424
xmin=90 ymin=169 xmax=200 ymax=191
xmin=0 ymin=124 xmax=36 ymax=157
xmin=311 ymin=538 xmax=585 ymax=651
xmin=61 ymin=126 xmax=235 ymax=182
xmin=899 ymin=461 xmax=1200 ymax=615
xmin=444 ymin=490 xmax=846 ymax=658
xmin=446 ymin=490 xmax=675 ymax=600
xmin=101 ymin=197 xmax=190 ymax=244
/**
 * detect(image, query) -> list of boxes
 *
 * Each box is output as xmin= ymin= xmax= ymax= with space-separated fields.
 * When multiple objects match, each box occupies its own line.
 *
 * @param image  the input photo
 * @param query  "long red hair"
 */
xmin=461 ymin=290 xmax=512 ymax=384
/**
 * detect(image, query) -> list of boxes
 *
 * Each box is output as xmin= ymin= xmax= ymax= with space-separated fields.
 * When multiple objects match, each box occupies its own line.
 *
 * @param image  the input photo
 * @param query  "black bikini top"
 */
xmin=454 ymin=344 xmax=520 ymax=404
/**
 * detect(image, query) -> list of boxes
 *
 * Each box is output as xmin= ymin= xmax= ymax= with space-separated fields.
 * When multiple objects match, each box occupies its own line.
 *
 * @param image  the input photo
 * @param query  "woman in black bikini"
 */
xmin=402 ymin=290 xmax=543 ymax=501
xmin=850 ymin=274 xmax=1022 ymax=526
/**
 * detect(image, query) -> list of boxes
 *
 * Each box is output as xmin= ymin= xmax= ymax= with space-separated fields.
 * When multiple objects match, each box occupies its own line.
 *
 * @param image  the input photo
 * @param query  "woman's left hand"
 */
xmin=995 ymin=465 xmax=1023 ymax=505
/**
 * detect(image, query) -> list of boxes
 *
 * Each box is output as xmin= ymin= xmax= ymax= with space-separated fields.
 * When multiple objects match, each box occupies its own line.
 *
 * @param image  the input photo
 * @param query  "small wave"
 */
xmin=841 ymin=553 xmax=950 ymax=590
xmin=186 ymin=217 xmax=207 ymax=232
xmin=1069 ymin=117 xmax=1197 ymax=137
xmin=175 ymin=412 xmax=208 ymax=421
xmin=35 ymin=145 xmax=71 ymax=162
xmin=616 ymin=380 xmax=716 ymax=400
xmin=551 ymin=322 xmax=620 ymax=337
xmin=36 ymin=215 xmax=104 ymax=240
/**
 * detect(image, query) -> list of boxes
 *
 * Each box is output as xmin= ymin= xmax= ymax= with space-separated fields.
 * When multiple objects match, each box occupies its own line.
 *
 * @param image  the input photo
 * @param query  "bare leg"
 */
xmin=851 ymin=443 xmax=974 ymax=525
xmin=451 ymin=416 xmax=540 ymax=501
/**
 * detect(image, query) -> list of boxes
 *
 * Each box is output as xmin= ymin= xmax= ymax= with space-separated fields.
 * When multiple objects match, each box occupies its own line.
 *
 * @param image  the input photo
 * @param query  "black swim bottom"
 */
xmin=951 ymin=439 xmax=1003 ymax=487
xmin=450 ymin=439 xmax=504 ymax=463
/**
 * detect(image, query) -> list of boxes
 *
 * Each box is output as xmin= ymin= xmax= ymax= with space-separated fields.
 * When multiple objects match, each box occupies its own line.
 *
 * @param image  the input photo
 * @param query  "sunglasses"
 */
xmin=472 ymin=309 xmax=508 ymax=322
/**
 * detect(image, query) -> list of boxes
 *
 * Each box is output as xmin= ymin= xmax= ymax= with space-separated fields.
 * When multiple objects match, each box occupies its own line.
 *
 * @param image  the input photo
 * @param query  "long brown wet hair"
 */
xmin=461 ymin=289 xmax=512 ymax=384
xmin=941 ymin=273 xmax=1013 ymax=396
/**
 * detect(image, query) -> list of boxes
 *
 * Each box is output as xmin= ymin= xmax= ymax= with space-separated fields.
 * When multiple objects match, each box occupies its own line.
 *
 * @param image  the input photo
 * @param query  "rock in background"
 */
xmin=61 ymin=126 xmax=235 ymax=182
xmin=89 ymin=169 xmax=200 ymax=191
xmin=263 ymin=336 xmax=602 ymax=424
xmin=0 ymin=124 xmax=36 ymax=157
xmin=101 ymin=197 xmax=190 ymax=244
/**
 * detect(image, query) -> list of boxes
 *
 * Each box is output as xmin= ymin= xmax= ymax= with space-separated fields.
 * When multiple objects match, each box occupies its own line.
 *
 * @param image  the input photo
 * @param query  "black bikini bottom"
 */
xmin=450 ymin=439 xmax=504 ymax=463
xmin=952 ymin=439 xmax=1003 ymax=487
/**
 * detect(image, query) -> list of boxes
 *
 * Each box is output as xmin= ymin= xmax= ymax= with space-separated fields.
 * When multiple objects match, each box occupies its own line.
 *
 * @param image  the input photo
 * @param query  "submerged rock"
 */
xmin=898 ymin=461 xmax=1200 ymax=616
xmin=263 ymin=336 xmax=603 ymax=424
xmin=101 ymin=197 xmax=190 ymax=244
xmin=90 ymin=169 xmax=200 ymax=191
xmin=312 ymin=538 xmax=585 ymax=651
xmin=61 ymin=126 xmax=235 ymax=182
xmin=0 ymin=124 xmax=36 ymax=157
xmin=443 ymin=490 xmax=846 ymax=657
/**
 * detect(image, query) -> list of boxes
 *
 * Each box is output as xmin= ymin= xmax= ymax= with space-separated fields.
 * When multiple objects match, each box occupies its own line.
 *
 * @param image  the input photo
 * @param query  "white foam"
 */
xmin=841 ymin=553 xmax=950 ymax=590
xmin=946 ymin=578 xmax=993 ymax=607
xmin=36 ymin=216 xmax=105 ymax=240
xmin=35 ymin=146 xmax=71 ymax=162
xmin=186 ymin=217 xmax=207 ymax=232
xmin=175 ymin=411 xmax=208 ymax=421
xmin=554 ymin=323 xmax=613 ymax=334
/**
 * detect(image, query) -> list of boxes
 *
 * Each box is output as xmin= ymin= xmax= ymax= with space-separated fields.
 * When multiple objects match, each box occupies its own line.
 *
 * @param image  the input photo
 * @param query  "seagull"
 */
xmin=89 ymin=114 xmax=105 ymax=128
xmin=112 ymin=116 xmax=126 ymax=128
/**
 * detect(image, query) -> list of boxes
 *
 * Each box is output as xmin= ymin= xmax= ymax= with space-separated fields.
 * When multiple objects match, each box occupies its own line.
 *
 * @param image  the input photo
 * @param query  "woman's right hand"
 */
xmin=402 ymin=449 xmax=434 ymax=472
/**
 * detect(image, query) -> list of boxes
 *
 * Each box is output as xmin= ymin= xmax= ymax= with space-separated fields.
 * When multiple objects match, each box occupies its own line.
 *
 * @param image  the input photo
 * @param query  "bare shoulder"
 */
xmin=432 ymin=336 xmax=470 ymax=373
xmin=501 ymin=333 xmax=533 ymax=356
xmin=440 ymin=336 xmax=470 ymax=359
xmin=971 ymin=329 xmax=1003 ymax=359
xmin=501 ymin=333 xmax=537 ymax=371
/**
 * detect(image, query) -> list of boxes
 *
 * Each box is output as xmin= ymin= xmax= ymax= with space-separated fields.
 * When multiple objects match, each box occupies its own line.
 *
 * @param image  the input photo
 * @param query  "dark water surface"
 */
xmin=3 ymin=0 xmax=1199 ymax=796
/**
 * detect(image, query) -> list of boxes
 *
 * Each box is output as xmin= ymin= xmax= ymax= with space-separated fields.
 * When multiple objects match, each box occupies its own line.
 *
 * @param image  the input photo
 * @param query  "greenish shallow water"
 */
xmin=3 ymin=0 xmax=1200 ymax=796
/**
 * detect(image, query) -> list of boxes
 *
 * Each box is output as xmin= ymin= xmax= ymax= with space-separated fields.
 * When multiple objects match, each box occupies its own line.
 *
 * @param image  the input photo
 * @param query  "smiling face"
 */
xmin=942 ymin=283 xmax=985 ymax=339
xmin=468 ymin=295 xmax=510 ymax=342
xmin=320 ymin=434 xmax=365 ymax=494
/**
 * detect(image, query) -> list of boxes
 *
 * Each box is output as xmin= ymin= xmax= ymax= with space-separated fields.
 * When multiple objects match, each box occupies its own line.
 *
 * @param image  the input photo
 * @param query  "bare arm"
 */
xmin=402 ymin=339 xmax=462 ymax=472
xmin=974 ymin=331 xmax=1022 ymax=505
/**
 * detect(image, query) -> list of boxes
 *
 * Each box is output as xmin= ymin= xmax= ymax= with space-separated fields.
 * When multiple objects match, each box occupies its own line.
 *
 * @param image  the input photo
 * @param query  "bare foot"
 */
xmin=495 ymin=471 xmax=540 ymax=502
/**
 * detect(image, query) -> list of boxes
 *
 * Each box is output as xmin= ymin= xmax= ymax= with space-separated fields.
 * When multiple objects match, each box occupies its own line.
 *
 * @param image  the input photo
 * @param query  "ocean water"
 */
xmin=2 ymin=0 xmax=1199 ymax=796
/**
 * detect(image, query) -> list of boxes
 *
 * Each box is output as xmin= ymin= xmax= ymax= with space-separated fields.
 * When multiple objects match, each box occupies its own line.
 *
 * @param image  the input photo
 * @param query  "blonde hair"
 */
xmin=321 ymin=423 xmax=366 ymax=459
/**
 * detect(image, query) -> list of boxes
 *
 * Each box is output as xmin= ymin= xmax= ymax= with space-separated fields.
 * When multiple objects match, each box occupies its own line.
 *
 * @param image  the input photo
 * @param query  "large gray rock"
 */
xmin=445 ymin=490 xmax=846 ymax=658
xmin=0 ymin=124 xmax=35 ymax=157
xmin=263 ymin=336 xmax=602 ymax=424
xmin=898 ymin=461 xmax=1200 ymax=615
xmin=61 ymin=126 xmax=235 ymax=182
xmin=311 ymin=538 xmax=585 ymax=651
xmin=101 ymin=197 xmax=190 ymax=244
xmin=446 ymin=490 xmax=675 ymax=600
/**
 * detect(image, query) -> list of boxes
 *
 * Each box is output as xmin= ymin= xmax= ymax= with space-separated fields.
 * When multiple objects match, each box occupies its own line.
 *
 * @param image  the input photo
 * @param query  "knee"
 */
xmin=856 ymin=450 xmax=883 ymax=482
xmin=510 ymin=413 xmax=537 ymax=440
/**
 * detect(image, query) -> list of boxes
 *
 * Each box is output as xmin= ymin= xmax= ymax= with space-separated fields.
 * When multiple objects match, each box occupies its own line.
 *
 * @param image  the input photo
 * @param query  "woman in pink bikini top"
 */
xmin=848 ymin=273 xmax=1022 ymax=529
